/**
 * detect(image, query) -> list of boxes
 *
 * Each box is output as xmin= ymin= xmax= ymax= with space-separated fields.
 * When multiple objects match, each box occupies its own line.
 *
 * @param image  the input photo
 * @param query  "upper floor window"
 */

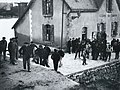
xmin=111 ymin=22 xmax=118 ymax=37
xmin=106 ymin=0 xmax=112 ymax=13
xmin=42 ymin=0 xmax=53 ymax=17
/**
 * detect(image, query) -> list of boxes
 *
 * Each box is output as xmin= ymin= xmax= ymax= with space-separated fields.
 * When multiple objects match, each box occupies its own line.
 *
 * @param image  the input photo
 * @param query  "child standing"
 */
xmin=82 ymin=49 xmax=87 ymax=65
xmin=106 ymin=44 xmax=112 ymax=62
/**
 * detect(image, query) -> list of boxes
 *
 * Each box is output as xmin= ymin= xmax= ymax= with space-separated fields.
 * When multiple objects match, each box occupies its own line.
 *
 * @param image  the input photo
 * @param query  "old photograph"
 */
xmin=0 ymin=0 xmax=120 ymax=90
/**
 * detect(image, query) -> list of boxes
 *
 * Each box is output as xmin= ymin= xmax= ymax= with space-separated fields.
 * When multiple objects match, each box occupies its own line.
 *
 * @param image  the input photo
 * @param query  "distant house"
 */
xmin=12 ymin=0 xmax=120 ymax=48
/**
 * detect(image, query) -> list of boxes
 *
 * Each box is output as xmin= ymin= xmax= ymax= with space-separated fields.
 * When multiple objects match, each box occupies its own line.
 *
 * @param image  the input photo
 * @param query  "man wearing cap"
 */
xmin=51 ymin=49 xmax=61 ymax=71
xmin=19 ymin=42 xmax=32 ymax=72
xmin=1 ymin=37 xmax=7 ymax=60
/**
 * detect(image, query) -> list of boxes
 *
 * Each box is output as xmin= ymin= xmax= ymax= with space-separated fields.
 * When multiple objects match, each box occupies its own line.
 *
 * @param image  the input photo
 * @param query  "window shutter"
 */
xmin=42 ymin=24 xmax=47 ymax=41
xmin=50 ymin=25 xmax=54 ymax=42
xmin=42 ymin=0 xmax=47 ymax=15
xmin=50 ymin=0 xmax=53 ymax=16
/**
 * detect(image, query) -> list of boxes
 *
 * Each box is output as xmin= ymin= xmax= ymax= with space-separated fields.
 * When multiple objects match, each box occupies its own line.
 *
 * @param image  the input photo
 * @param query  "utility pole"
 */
xmin=61 ymin=0 xmax=64 ymax=49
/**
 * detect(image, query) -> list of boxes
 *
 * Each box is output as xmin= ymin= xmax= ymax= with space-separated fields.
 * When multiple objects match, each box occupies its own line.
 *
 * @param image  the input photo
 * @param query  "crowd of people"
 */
xmin=0 ymin=37 xmax=65 ymax=72
xmin=66 ymin=32 xmax=120 ymax=65
xmin=0 ymin=32 xmax=120 ymax=72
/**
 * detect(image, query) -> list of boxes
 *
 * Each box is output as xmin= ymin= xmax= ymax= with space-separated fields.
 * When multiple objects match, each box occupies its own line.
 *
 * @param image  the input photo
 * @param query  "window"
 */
xmin=111 ymin=22 xmax=118 ymax=37
xmin=106 ymin=0 xmax=112 ymax=13
xmin=97 ymin=23 xmax=106 ymax=40
xmin=42 ymin=24 xmax=54 ymax=42
xmin=97 ymin=23 xmax=106 ymax=32
xmin=42 ymin=0 xmax=53 ymax=17
xmin=82 ymin=27 xmax=87 ymax=40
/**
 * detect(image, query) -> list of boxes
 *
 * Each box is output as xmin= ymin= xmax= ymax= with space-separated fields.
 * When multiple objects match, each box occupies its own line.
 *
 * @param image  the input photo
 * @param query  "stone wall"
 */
xmin=66 ymin=60 xmax=120 ymax=86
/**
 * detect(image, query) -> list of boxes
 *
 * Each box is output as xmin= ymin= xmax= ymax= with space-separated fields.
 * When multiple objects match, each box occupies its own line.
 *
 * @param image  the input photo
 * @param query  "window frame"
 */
xmin=42 ymin=24 xmax=54 ymax=42
xmin=42 ymin=0 xmax=53 ymax=17
xmin=111 ymin=22 xmax=118 ymax=37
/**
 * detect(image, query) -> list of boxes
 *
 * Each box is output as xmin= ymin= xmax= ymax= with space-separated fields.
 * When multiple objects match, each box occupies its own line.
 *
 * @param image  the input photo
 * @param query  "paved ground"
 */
xmin=0 ymin=57 xmax=78 ymax=90
xmin=0 ymin=52 xmax=118 ymax=90
xmin=48 ymin=53 xmax=117 ymax=75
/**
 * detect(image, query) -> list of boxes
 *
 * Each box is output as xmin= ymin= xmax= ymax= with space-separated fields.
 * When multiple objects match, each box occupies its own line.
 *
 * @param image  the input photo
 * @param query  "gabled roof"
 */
xmin=12 ymin=0 xmax=36 ymax=29
xmin=65 ymin=0 xmax=97 ymax=11
xmin=12 ymin=0 xmax=98 ymax=29
xmin=12 ymin=0 xmax=120 ymax=29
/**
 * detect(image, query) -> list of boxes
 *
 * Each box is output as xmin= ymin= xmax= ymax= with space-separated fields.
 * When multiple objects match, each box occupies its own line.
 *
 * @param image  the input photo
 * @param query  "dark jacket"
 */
xmin=1 ymin=39 xmax=7 ymax=51
xmin=0 ymin=41 xmax=3 ymax=52
xmin=35 ymin=48 xmax=44 ymax=57
xmin=58 ymin=50 xmax=65 ymax=57
xmin=44 ymin=46 xmax=51 ymax=55
xmin=8 ymin=41 xmax=13 ymax=53
xmin=51 ymin=51 xmax=60 ymax=61
xmin=42 ymin=49 xmax=49 ymax=59
xmin=19 ymin=45 xmax=32 ymax=58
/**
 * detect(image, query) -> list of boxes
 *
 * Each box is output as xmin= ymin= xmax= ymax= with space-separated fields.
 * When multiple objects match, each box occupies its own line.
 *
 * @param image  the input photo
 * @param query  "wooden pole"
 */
xmin=61 ymin=0 xmax=64 ymax=49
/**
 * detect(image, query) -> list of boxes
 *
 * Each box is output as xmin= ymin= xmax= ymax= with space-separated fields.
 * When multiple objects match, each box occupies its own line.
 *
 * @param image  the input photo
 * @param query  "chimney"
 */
xmin=18 ymin=2 xmax=28 ymax=18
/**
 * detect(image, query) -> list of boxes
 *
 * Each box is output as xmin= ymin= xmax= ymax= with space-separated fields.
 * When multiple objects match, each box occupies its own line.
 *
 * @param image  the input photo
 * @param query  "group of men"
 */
xmin=19 ymin=42 xmax=65 ymax=72
xmin=66 ymin=31 xmax=120 ymax=63
xmin=0 ymin=36 xmax=65 ymax=72
xmin=67 ymin=37 xmax=90 ymax=65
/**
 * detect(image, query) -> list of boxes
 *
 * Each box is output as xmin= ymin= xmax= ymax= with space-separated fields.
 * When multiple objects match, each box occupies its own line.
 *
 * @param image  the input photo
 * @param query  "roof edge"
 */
xmin=12 ymin=0 xmax=35 ymax=29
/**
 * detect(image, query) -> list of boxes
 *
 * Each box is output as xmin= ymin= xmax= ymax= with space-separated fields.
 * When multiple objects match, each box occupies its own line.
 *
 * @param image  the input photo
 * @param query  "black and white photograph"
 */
xmin=0 ymin=0 xmax=120 ymax=90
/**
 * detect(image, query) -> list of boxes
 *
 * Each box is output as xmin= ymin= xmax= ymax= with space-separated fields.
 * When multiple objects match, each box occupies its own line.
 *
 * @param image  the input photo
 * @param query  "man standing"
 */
xmin=42 ymin=46 xmax=50 ymax=67
xmin=67 ymin=39 xmax=72 ymax=54
xmin=35 ymin=45 xmax=44 ymax=65
xmin=8 ymin=38 xmax=13 ymax=64
xmin=51 ymin=49 xmax=60 ymax=72
xmin=1 ymin=37 xmax=7 ymax=60
xmin=19 ymin=42 xmax=32 ymax=72
xmin=29 ymin=41 xmax=38 ymax=57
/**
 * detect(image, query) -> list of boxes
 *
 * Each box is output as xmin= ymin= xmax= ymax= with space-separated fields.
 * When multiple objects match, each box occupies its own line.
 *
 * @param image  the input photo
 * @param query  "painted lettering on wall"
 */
xmin=99 ymin=14 xmax=117 ymax=17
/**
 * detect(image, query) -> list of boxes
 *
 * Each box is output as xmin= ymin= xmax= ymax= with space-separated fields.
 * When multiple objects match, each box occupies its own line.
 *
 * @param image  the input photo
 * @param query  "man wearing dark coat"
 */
xmin=29 ymin=41 xmax=38 ymax=57
xmin=51 ymin=49 xmax=60 ymax=71
xmin=74 ymin=43 xmax=81 ymax=60
xmin=67 ymin=39 xmax=72 ymax=54
xmin=19 ymin=42 xmax=32 ymax=72
xmin=114 ymin=39 xmax=120 ymax=59
xmin=72 ymin=38 xmax=76 ymax=53
xmin=42 ymin=46 xmax=50 ymax=67
xmin=1 ymin=37 xmax=7 ymax=60
xmin=35 ymin=45 xmax=44 ymax=65
xmin=8 ymin=38 xmax=13 ymax=64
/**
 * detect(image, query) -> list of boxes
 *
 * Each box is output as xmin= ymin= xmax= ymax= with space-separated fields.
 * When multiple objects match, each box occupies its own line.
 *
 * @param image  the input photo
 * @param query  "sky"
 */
xmin=0 ymin=0 xmax=30 ymax=41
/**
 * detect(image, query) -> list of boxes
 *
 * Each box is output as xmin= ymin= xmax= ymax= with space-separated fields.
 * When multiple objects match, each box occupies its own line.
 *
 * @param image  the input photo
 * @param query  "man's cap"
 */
xmin=2 ymin=37 xmax=6 ymax=39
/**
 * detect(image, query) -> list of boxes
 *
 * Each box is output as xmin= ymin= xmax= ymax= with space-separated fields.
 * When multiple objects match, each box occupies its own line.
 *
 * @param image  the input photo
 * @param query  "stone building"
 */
xmin=12 ymin=0 xmax=120 ymax=48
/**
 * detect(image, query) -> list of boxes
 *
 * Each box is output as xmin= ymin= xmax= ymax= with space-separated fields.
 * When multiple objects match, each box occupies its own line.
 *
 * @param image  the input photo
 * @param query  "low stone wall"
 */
xmin=66 ymin=60 xmax=120 ymax=85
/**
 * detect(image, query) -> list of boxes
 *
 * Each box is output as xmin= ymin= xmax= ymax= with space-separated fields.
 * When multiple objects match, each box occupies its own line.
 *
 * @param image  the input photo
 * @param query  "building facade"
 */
xmin=12 ymin=0 xmax=120 ymax=48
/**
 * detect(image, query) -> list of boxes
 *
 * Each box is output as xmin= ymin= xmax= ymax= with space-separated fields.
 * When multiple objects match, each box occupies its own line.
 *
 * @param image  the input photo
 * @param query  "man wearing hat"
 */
xmin=1 ymin=37 xmax=7 ymax=60
xmin=19 ymin=42 xmax=32 ymax=72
